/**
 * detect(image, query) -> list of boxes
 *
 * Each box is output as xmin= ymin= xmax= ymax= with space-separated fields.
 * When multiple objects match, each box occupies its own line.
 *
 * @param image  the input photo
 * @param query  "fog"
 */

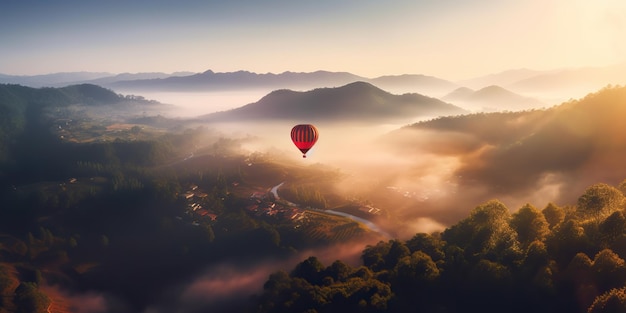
xmin=205 ymin=119 xmax=465 ymax=238
xmin=129 ymin=90 xmax=275 ymax=117
xmin=43 ymin=240 xmax=376 ymax=313
xmin=47 ymin=86 xmax=626 ymax=312
xmin=199 ymin=95 xmax=626 ymax=241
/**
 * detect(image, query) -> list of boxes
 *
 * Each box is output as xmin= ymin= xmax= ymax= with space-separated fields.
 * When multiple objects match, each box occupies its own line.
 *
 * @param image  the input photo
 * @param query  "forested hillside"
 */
xmin=381 ymin=85 xmax=626 ymax=217
xmin=253 ymin=182 xmax=626 ymax=313
xmin=0 ymin=84 xmax=382 ymax=312
xmin=0 ymin=84 xmax=160 ymax=173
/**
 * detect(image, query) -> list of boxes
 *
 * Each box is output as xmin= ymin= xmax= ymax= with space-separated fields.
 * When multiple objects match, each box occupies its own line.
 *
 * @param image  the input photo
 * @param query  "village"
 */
xmin=178 ymin=182 xmax=307 ymax=227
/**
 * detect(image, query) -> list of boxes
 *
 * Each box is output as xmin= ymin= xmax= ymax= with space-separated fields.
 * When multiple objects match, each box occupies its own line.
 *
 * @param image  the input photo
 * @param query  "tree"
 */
xmin=510 ymin=203 xmax=550 ymax=248
xmin=599 ymin=211 xmax=626 ymax=248
xmin=592 ymin=249 xmax=626 ymax=292
xmin=325 ymin=260 xmax=352 ymax=283
xmin=546 ymin=219 xmax=590 ymax=266
xmin=577 ymin=183 xmax=624 ymax=222
xmin=361 ymin=241 xmax=391 ymax=272
xmin=523 ymin=240 xmax=550 ymax=272
xmin=390 ymin=251 xmax=440 ymax=311
xmin=542 ymin=202 xmax=565 ymax=229
xmin=588 ymin=287 xmax=626 ymax=313
xmin=442 ymin=200 xmax=522 ymax=265
xmin=465 ymin=259 xmax=513 ymax=311
xmin=405 ymin=232 xmax=445 ymax=262
xmin=291 ymin=256 xmax=325 ymax=285
xmin=617 ymin=178 xmax=626 ymax=196
xmin=384 ymin=240 xmax=410 ymax=269
xmin=13 ymin=282 xmax=50 ymax=313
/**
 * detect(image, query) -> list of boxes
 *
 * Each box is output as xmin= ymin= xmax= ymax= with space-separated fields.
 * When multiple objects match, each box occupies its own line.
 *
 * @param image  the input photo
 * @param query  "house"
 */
xmin=359 ymin=205 xmax=381 ymax=215
xmin=290 ymin=212 xmax=305 ymax=221
xmin=250 ymin=192 xmax=265 ymax=200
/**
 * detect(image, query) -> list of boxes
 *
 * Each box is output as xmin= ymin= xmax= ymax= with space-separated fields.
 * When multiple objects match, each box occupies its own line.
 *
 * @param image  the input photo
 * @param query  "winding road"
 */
xmin=271 ymin=182 xmax=391 ymax=238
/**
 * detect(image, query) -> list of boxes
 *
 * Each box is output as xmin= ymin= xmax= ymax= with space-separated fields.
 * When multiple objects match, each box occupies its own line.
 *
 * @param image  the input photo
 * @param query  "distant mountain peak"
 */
xmin=441 ymin=85 xmax=545 ymax=112
xmin=200 ymin=82 xmax=465 ymax=123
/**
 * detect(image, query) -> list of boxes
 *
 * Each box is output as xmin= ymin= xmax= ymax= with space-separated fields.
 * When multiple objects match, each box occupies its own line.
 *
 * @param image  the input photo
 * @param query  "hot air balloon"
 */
xmin=291 ymin=124 xmax=319 ymax=158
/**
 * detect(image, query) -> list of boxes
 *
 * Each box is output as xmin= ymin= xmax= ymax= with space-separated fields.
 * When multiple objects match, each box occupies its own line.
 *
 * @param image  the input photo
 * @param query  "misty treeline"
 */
xmin=0 ymin=82 xmax=386 ymax=312
xmin=0 ymin=84 xmax=143 ymax=162
xmin=252 ymin=181 xmax=626 ymax=313
xmin=376 ymin=84 xmax=626 ymax=230
xmin=0 ymin=128 xmax=303 ymax=312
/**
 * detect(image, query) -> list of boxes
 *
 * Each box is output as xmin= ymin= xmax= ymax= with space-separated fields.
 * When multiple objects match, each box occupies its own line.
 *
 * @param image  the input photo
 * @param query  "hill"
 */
xmin=0 ymin=72 xmax=112 ymax=87
xmin=198 ymin=81 xmax=466 ymax=124
xmin=457 ymin=68 xmax=550 ymax=89
xmin=107 ymin=69 xmax=366 ymax=92
xmin=384 ymin=85 xmax=626 ymax=207
xmin=1 ymin=70 xmax=460 ymax=97
xmin=441 ymin=87 xmax=474 ymax=101
xmin=0 ymin=84 xmax=172 ymax=169
xmin=507 ymin=64 xmax=626 ymax=100
xmin=253 ymin=185 xmax=626 ymax=313
xmin=442 ymin=85 xmax=545 ymax=112
xmin=368 ymin=74 xmax=459 ymax=97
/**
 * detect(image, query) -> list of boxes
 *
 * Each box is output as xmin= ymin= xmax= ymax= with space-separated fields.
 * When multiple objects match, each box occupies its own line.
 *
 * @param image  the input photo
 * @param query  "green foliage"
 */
xmin=577 ymin=183 xmax=624 ymax=222
xmin=281 ymin=185 xmax=328 ymax=209
xmin=543 ymin=202 xmax=565 ymax=229
xmin=511 ymin=203 xmax=550 ymax=248
xmin=588 ymin=287 xmax=626 ymax=313
xmin=13 ymin=282 xmax=50 ymax=313
xmin=442 ymin=200 xmax=522 ymax=265
xmin=592 ymin=249 xmax=626 ymax=292
xmin=405 ymin=232 xmax=445 ymax=262
xmin=546 ymin=219 xmax=590 ymax=266
xmin=255 ymin=179 xmax=626 ymax=313
xmin=599 ymin=211 xmax=626 ymax=248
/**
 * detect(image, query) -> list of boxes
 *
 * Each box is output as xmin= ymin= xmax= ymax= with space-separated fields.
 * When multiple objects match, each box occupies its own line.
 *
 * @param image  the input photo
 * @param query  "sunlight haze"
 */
xmin=2 ymin=0 xmax=624 ymax=79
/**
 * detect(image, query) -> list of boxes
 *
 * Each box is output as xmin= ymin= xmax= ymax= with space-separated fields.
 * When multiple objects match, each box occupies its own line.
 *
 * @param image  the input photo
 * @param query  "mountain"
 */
xmin=368 ymin=74 xmax=459 ymax=97
xmin=199 ymin=81 xmax=466 ymax=123
xmin=506 ymin=63 xmax=626 ymax=99
xmin=0 ymin=72 xmax=113 ymax=87
xmin=107 ymin=70 xmax=366 ymax=92
xmin=383 ymin=85 xmax=626 ymax=205
xmin=84 ymin=72 xmax=194 ymax=86
xmin=109 ymin=70 xmax=459 ymax=96
xmin=0 ymin=72 xmax=196 ymax=89
xmin=457 ymin=68 xmax=550 ymax=89
xmin=0 ymin=70 xmax=461 ymax=97
xmin=442 ymin=85 xmax=545 ymax=112
xmin=441 ymin=87 xmax=475 ymax=102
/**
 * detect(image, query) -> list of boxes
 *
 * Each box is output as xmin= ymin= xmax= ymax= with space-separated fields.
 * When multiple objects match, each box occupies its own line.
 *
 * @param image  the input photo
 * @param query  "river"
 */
xmin=271 ymin=182 xmax=391 ymax=238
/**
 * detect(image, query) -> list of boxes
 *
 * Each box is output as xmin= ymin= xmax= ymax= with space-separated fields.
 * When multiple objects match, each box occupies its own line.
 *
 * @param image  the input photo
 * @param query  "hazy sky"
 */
xmin=2 ymin=0 xmax=625 ymax=79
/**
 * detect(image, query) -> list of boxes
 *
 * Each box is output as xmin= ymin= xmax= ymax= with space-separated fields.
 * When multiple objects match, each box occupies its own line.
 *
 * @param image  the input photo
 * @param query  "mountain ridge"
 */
xmin=198 ymin=81 xmax=466 ymax=124
xmin=442 ymin=85 xmax=545 ymax=112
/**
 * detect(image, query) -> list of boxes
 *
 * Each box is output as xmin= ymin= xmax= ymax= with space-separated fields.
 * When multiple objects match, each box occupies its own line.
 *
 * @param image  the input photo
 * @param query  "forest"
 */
xmin=253 ymin=185 xmax=626 ymax=313
xmin=3 ymin=83 xmax=626 ymax=313
xmin=0 ymin=84 xmax=379 ymax=312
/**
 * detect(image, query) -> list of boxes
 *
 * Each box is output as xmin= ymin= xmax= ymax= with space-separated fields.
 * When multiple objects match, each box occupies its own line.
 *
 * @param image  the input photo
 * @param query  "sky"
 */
xmin=1 ymin=0 xmax=625 ymax=80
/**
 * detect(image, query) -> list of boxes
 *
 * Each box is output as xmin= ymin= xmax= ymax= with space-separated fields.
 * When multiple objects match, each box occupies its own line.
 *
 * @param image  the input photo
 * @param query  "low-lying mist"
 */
xmin=123 ymin=90 xmax=275 ymax=117
xmin=204 ymin=119 xmax=465 ymax=238
xmin=125 ymin=85 xmax=626 ymax=240
xmin=205 ymin=88 xmax=626 ymax=241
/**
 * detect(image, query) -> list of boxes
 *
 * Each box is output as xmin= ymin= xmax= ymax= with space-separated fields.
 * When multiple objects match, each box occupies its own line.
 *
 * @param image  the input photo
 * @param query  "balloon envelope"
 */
xmin=291 ymin=124 xmax=319 ymax=158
